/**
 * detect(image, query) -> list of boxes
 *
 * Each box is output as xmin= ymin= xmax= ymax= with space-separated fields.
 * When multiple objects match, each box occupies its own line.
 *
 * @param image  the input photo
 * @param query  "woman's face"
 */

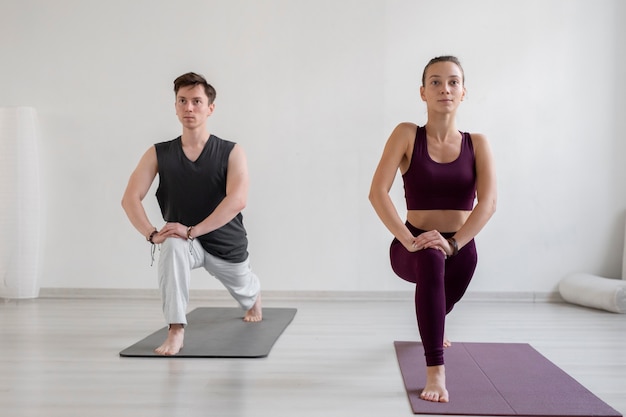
xmin=420 ymin=61 xmax=466 ymax=112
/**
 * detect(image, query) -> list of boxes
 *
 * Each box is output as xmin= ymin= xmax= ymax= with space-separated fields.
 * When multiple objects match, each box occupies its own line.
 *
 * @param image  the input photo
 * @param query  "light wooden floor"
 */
xmin=1 ymin=296 xmax=625 ymax=417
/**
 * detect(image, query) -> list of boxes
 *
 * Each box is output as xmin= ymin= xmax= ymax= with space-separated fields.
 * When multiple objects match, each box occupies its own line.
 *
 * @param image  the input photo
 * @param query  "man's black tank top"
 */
xmin=155 ymin=135 xmax=248 ymax=262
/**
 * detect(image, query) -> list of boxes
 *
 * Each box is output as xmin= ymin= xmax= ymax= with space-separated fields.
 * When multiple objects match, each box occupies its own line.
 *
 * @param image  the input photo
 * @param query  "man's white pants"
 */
xmin=158 ymin=237 xmax=260 ymax=325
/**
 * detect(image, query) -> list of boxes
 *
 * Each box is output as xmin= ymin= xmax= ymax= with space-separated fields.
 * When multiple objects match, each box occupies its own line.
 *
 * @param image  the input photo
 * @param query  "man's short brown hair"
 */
xmin=173 ymin=72 xmax=216 ymax=104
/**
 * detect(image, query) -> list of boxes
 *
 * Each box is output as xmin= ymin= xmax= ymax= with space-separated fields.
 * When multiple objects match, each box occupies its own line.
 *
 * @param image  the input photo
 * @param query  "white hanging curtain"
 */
xmin=0 ymin=107 xmax=42 ymax=299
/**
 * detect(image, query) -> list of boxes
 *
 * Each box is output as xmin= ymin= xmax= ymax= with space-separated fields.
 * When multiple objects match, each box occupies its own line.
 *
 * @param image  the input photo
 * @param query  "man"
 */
xmin=122 ymin=72 xmax=262 ymax=356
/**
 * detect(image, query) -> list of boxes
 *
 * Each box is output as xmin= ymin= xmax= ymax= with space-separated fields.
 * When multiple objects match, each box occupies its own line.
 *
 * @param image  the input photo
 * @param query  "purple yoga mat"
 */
xmin=394 ymin=341 xmax=622 ymax=416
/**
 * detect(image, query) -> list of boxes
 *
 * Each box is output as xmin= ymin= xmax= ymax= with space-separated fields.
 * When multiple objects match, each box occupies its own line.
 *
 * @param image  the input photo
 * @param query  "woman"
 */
xmin=369 ymin=56 xmax=497 ymax=403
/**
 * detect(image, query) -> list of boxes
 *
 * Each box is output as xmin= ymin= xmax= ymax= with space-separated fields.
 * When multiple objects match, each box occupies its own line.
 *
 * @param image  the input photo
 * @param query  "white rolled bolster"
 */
xmin=559 ymin=273 xmax=626 ymax=314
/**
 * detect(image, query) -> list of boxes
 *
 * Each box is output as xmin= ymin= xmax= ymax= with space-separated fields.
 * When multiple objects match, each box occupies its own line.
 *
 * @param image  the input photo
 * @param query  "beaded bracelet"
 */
xmin=147 ymin=229 xmax=158 ymax=243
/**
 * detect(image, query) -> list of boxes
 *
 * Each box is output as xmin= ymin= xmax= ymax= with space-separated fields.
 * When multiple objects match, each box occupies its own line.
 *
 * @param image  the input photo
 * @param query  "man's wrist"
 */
xmin=147 ymin=228 xmax=158 ymax=243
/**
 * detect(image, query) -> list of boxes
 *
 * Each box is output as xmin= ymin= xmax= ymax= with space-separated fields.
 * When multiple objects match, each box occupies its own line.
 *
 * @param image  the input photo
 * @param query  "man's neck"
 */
xmin=181 ymin=127 xmax=210 ymax=147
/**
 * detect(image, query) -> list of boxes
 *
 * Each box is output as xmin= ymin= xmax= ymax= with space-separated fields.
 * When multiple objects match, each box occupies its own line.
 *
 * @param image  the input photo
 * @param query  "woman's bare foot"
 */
xmin=420 ymin=365 xmax=449 ymax=403
xmin=243 ymin=294 xmax=262 ymax=322
xmin=154 ymin=324 xmax=184 ymax=355
xmin=443 ymin=336 xmax=451 ymax=348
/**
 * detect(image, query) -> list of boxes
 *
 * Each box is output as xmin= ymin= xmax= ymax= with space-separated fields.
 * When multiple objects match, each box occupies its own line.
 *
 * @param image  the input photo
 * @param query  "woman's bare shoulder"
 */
xmin=468 ymin=132 xmax=491 ymax=149
xmin=389 ymin=122 xmax=418 ymax=143
xmin=396 ymin=121 xmax=418 ymax=133
xmin=468 ymin=131 xmax=487 ymax=141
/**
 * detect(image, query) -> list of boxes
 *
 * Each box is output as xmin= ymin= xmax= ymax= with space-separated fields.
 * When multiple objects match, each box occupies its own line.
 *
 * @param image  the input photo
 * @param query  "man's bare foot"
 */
xmin=154 ymin=324 xmax=184 ymax=356
xmin=243 ymin=294 xmax=262 ymax=322
xmin=420 ymin=365 xmax=449 ymax=403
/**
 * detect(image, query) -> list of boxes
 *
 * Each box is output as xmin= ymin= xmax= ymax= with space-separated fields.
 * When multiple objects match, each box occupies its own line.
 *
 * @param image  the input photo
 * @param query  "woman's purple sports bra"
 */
xmin=402 ymin=126 xmax=476 ymax=211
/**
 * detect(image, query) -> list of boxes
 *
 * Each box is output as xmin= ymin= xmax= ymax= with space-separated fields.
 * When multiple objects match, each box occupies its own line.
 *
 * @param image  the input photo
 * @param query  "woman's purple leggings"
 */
xmin=390 ymin=222 xmax=477 ymax=367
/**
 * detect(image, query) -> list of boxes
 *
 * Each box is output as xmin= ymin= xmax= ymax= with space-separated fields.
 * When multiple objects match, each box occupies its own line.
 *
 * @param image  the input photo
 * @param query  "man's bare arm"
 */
xmin=121 ymin=147 xmax=159 ymax=240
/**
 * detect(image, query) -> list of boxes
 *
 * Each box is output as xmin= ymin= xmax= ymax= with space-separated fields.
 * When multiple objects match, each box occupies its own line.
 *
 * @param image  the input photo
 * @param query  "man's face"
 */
xmin=175 ymin=84 xmax=215 ymax=129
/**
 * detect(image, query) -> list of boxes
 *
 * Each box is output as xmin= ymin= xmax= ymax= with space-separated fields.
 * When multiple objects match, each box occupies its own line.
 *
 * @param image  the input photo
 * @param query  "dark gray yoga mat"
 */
xmin=394 ymin=341 xmax=622 ymax=416
xmin=120 ymin=307 xmax=297 ymax=358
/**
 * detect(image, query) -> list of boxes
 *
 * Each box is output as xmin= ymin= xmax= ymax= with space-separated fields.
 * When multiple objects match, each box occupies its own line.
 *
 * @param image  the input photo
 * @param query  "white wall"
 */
xmin=1 ymin=0 xmax=625 ymax=295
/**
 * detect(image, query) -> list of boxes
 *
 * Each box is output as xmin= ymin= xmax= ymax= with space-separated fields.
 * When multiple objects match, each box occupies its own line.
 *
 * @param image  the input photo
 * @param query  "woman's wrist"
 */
xmin=401 ymin=233 xmax=415 ymax=250
xmin=446 ymin=237 xmax=459 ymax=257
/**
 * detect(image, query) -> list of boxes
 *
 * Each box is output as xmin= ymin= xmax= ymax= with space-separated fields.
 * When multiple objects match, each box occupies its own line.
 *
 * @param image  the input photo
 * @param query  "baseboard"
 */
xmin=36 ymin=287 xmax=563 ymax=303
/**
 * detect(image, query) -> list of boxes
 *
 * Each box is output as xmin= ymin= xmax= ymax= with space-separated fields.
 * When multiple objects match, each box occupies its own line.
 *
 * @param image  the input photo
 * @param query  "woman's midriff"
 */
xmin=406 ymin=209 xmax=471 ymax=234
